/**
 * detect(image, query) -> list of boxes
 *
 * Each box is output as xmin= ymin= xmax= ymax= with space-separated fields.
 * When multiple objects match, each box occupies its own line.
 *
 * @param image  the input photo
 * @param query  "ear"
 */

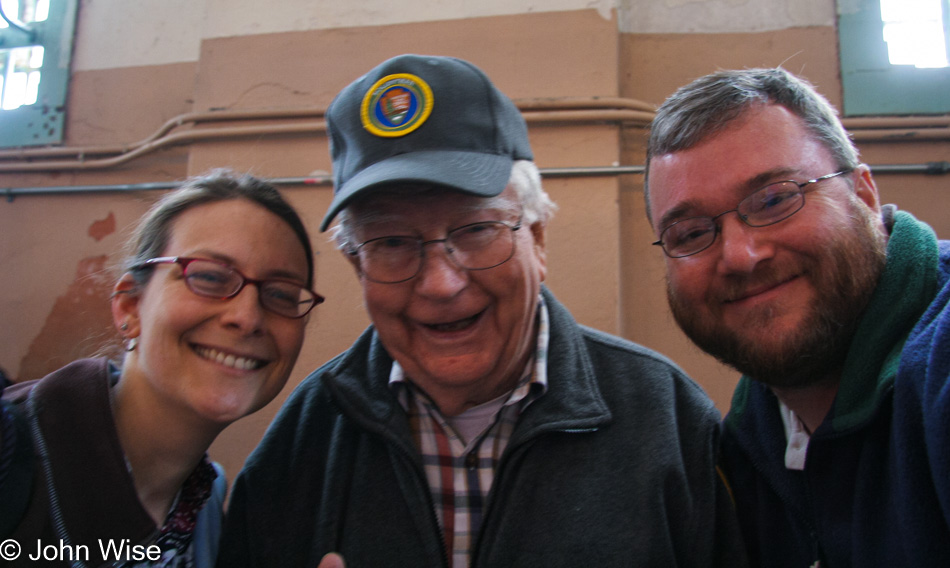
xmin=111 ymin=273 xmax=142 ymax=338
xmin=528 ymin=221 xmax=548 ymax=282
xmin=851 ymin=164 xmax=881 ymax=214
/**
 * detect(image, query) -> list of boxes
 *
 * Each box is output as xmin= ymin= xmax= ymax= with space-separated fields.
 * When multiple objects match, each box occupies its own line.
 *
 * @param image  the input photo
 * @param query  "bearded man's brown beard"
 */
xmin=668 ymin=204 xmax=887 ymax=389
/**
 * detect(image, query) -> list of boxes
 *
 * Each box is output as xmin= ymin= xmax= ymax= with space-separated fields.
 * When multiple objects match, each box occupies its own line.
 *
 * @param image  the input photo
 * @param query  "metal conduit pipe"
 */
xmin=1 ymin=95 xmax=948 ymax=168
xmin=0 ymin=121 xmax=327 ymax=172
xmin=516 ymin=96 xmax=657 ymax=113
xmin=4 ymin=162 xmax=948 ymax=202
xmin=2 ymin=110 xmax=944 ymax=174
xmin=2 ymin=175 xmax=331 ymax=200
xmin=0 ymin=108 xmax=329 ymax=161
xmin=851 ymin=129 xmax=950 ymax=142
xmin=843 ymin=116 xmax=950 ymax=129
xmin=0 ymin=110 xmax=658 ymax=173
xmin=0 ymin=98 xmax=654 ymax=163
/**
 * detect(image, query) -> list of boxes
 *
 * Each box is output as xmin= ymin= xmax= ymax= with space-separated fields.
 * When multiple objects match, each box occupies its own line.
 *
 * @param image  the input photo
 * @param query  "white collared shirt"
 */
xmin=779 ymin=400 xmax=811 ymax=470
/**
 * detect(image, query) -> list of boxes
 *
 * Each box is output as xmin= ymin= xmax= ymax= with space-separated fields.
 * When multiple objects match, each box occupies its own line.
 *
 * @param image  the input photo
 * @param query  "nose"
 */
xmin=715 ymin=214 xmax=775 ymax=275
xmin=414 ymin=242 xmax=468 ymax=298
xmin=220 ymin=283 xmax=267 ymax=334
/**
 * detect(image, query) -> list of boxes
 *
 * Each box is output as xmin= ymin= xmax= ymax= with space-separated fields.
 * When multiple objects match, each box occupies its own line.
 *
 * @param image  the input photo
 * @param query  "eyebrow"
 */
xmin=190 ymin=250 xmax=307 ymax=283
xmin=657 ymin=167 xmax=801 ymax=230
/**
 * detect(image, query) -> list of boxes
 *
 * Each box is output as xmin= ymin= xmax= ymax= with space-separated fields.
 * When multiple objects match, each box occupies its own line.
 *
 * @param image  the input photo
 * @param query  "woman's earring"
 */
xmin=120 ymin=323 xmax=129 ymax=332
xmin=126 ymin=337 xmax=138 ymax=352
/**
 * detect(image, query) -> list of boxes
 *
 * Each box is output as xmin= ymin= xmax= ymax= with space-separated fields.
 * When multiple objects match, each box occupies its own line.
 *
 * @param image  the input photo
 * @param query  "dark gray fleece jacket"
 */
xmin=218 ymin=288 xmax=748 ymax=568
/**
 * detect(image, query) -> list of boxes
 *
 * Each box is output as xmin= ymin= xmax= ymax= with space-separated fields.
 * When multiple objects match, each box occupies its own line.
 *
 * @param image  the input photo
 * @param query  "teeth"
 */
xmin=195 ymin=346 xmax=265 ymax=370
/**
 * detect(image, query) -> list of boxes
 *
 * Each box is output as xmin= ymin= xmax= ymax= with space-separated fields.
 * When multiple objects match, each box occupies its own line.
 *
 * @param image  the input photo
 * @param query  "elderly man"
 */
xmin=645 ymin=68 xmax=950 ymax=567
xmin=217 ymin=55 xmax=746 ymax=567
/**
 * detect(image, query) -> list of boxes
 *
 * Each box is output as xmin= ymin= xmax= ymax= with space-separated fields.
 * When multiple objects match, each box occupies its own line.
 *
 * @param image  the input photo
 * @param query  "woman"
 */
xmin=0 ymin=170 xmax=322 ymax=567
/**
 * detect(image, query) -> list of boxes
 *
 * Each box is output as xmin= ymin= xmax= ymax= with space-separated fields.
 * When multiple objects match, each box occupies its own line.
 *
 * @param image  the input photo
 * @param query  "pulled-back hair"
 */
xmin=644 ymin=68 xmax=859 ymax=222
xmin=123 ymin=169 xmax=314 ymax=287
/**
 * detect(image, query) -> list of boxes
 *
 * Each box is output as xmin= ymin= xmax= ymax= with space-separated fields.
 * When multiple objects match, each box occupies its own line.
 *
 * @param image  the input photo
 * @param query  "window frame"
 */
xmin=837 ymin=0 xmax=950 ymax=116
xmin=0 ymin=0 xmax=79 ymax=148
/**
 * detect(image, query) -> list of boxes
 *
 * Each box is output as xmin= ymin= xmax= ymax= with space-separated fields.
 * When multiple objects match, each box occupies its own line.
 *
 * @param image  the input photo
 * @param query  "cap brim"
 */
xmin=319 ymin=150 xmax=513 ymax=231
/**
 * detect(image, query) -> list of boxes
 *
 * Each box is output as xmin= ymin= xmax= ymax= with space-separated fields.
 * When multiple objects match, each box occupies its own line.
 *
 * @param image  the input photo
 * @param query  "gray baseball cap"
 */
xmin=319 ymin=54 xmax=533 ymax=231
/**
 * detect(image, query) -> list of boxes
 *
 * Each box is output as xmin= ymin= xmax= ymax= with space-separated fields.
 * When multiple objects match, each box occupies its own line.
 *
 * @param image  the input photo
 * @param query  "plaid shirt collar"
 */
xmin=388 ymin=295 xmax=549 ymax=567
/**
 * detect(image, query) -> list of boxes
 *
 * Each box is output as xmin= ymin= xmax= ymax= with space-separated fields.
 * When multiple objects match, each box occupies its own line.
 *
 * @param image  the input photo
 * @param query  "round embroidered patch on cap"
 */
xmin=361 ymin=73 xmax=434 ymax=138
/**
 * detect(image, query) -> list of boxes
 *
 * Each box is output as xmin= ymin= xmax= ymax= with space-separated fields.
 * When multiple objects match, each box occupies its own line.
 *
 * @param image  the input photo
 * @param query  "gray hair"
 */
xmin=644 ymin=68 xmax=859 ymax=223
xmin=332 ymin=160 xmax=557 ymax=250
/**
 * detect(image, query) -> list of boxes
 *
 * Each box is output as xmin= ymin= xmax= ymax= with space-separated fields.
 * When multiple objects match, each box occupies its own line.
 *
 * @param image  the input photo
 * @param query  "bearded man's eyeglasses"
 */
xmin=653 ymin=170 xmax=852 ymax=258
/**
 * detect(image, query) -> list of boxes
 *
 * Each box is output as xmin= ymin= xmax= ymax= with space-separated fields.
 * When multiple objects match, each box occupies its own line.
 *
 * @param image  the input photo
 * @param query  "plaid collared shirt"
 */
xmin=390 ymin=296 xmax=550 ymax=568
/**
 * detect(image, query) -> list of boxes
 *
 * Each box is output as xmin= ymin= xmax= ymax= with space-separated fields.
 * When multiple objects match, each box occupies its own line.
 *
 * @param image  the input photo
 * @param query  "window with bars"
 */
xmin=880 ymin=0 xmax=949 ymax=68
xmin=0 ymin=0 xmax=78 ymax=148
xmin=838 ymin=0 xmax=950 ymax=116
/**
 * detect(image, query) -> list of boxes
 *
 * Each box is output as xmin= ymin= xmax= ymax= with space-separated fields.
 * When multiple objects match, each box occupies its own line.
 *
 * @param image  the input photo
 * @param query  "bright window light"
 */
xmin=0 ymin=0 xmax=73 ymax=145
xmin=1 ymin=46 xmax=43 ymax=110
xmin=34 ymin=0 xmax=49 ymax=22
xmin=880 ymin=0 xmax=949 ymax=68
xmin=0 ymin=0 xmax=47 ymax=26
xmin=24 ymin=69 xmax=40 ymax=104
xmin=28 ymin=44 xmax=43 ymax=67
xmin=1 ymin=0 xmax=48 ymax=112
xmin=0 ymin=0 xmax=19 ymax=27
xmin=3 ymin=70 xmax=28 ymax=109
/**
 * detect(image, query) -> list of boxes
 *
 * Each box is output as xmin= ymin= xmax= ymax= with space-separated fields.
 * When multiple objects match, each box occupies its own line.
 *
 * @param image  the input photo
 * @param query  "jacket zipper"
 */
xmin=387 ymin=435 xmax=451 ymax=568
xmin=27 ymin=393 xmax=162 ymax=568
xmin=28 ymin=393 xmax=91 ymax=568
xmin=470 ymin=426 xmax=599 ymax=567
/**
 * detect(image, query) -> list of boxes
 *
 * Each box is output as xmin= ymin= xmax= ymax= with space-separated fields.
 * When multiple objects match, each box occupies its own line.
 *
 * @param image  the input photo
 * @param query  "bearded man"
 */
xmin=645 ymin=68 xmax=950 ymax=567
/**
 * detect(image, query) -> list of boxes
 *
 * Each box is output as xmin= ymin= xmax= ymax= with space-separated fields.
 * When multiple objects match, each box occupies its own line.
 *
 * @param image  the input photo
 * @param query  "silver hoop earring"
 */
xmin=126 ymin=337 xmax=138 ymax=352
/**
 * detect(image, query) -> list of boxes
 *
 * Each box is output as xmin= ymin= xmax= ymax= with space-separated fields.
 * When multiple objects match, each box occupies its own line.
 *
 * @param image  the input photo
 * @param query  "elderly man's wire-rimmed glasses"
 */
xmin=652 ymin=170 xmax=852 ymax=258
xmin=349 ymin=217 xmax=523 ymax=284
xmin=133 ymin=257 xmax=324 ymax=318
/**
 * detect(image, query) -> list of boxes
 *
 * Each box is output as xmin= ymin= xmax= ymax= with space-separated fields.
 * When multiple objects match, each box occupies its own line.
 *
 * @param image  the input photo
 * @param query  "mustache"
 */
xmin=712 ymin=264 xmax=806 ymax=304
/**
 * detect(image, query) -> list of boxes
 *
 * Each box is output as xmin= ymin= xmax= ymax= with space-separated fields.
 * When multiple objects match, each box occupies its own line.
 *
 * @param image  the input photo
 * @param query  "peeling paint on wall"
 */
xmin=17 ymin=255 xmax=119 ymax=382
xmin=88 ymin=212 xmax=116 ymax=242
xmin=589 ymin=0 xmax=617 ymax=20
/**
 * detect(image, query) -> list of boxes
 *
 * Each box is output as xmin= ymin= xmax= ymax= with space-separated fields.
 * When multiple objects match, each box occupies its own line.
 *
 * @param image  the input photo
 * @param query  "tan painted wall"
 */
xmin=2 ymin=7 xmax=948 ymax=481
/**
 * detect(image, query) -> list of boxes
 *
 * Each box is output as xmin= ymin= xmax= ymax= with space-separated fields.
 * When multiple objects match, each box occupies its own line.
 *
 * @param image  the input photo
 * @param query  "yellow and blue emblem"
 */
xmin=361 ymin=73 xmax=434 ymax=138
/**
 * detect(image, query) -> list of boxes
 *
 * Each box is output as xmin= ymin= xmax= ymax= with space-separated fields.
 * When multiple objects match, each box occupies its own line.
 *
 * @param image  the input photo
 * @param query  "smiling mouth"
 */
xmin=193 ymin=345 xmax=268 ymax=371
xmin=724 ymin=275 xmax=799 ymax=304
xmin=424 ymin=312 xmax=482 ymax=332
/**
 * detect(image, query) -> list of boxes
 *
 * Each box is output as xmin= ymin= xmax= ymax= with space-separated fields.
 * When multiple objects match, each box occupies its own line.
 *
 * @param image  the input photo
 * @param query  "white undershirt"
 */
xmin=444 ymin=392 xmax=510 ymax=445
xmin=778 ymin=400 xmax=811 ymax=470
